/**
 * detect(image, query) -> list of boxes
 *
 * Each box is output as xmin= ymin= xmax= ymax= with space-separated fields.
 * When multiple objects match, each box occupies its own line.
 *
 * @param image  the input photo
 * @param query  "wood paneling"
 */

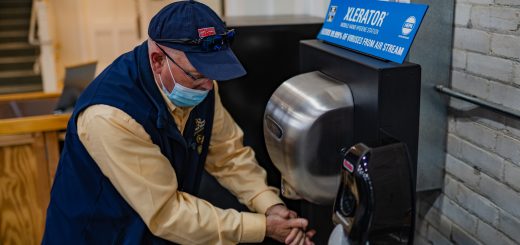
xmin=43 ymin=132 xmax=60 ymax=186
xmin=0 ymin=134 xmax=34 ymax=147
xmin=0 ymin=133 xmax=50 ymax=245
xmin=0 ymin=92 xmax=68 ymax=244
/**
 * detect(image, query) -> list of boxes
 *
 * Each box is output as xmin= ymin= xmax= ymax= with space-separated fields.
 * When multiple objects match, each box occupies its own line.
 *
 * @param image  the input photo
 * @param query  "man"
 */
xmin=43 ymin=1 xmax=315 ymax=244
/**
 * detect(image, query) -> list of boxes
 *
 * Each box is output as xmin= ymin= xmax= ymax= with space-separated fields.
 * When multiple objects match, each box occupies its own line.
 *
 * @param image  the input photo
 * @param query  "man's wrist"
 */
xmin=240 ymin=212 xmax=266 ymax=243
xmin=265 ymin=204 xmax=285 ymax=216
xmin=251 ymin=190 xmax=284 ymax=214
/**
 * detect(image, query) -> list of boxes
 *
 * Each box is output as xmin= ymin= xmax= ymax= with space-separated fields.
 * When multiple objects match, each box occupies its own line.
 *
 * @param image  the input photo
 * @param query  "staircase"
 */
xmin=0 ymin=0 xmax=42 ymax=94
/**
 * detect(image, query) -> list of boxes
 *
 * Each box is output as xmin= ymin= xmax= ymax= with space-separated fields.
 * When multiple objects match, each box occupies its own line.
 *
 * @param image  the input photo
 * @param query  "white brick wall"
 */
xmin=444 ymin=176 xmax=500 ymax=225
xmin=418 ymin=0 xmax=520 ymax=244
xmin=454 ymin=120 xmax=497 ymax=150
xmin=496 ymin=133 xmax=520 ymax=163
xmin=467 ymin=52 xmax=514 ymax=82
xmin=491 ymin=33 xmax=520 ymax=59
xmin=459 ymin=0 xmax=493 ymax=5
xmin=454 ymin=27 xmax=490 ymax=53
xmin=514 ymin=62 xmax=520 ymax=86
xmin=470 ymin=6 xmax=520 ymax=33
xmin=433 ymin=195 xmax=478 ymax=233
xmin=480 ymin=171 xmax=520 ymax=218
xmin=498 ymin=210 xmax=520 ymax=242
xmin=476 ymin=220 xmax=517 ymax=245
xmin=451 ymin=225 xmax=483 ymax=245
xmin=445 ymin=154 xmax=480 ymax=188
xmin=505 ymin=116 xmax=520 ymax=141
xmin=495 ymin=0 xmax=520 ymax=6
xmin=454 ymin=3 xmax=472 ymax=26
xmin=452 ymin=49 xmax=467 ymax=69
xmin=504 ymin=161 xmax=520 ymax=191
xmin=448 ymin=134 xmax=503 ymax=179
xmin=451 ymin=70 xmax=489 ymax=98
xmin=488 ymin=80 xmax=520 ymax=108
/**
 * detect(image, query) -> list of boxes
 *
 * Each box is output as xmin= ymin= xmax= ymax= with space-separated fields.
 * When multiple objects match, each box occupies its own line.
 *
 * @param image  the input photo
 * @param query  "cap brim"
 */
xmin=185 ymin=48 xmax=246 ymax=81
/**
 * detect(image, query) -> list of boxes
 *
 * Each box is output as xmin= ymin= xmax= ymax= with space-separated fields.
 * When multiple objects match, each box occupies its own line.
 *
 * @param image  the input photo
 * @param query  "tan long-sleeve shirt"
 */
xmin=76 ymin=81 xmax=283 ymax=244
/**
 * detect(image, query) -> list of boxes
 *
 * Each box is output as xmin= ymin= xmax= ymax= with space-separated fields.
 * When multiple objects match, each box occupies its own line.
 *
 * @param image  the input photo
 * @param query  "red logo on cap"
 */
xmin=198 ymin=27 xmax=216 ymax=38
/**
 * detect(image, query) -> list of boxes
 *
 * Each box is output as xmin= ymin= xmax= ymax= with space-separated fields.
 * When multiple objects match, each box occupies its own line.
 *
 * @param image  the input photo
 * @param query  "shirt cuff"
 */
xmin=250 ymin=188 xmax=284 ymax=215
xmin=240 ymin=212 xmax=266 ymax=243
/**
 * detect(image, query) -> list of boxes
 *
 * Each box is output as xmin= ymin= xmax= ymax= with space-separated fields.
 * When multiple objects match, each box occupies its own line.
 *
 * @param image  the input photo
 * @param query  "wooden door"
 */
xmin=84 ymin=0 xmax=141 ymax=73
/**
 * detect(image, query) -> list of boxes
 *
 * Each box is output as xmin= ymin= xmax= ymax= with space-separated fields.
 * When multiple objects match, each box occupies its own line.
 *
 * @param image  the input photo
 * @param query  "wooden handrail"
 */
xmin=0 ymin=92 xmax=60 ymax=102
xmin=66 ymin=60 xmax=98 ymax=70
xmin=0 ymin=114 xmax=70 ymax=135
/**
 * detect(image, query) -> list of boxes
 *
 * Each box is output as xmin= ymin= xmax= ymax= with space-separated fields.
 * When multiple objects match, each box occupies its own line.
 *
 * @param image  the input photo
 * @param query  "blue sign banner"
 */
xmin=317 ymin=0 xmax=428 ymax=63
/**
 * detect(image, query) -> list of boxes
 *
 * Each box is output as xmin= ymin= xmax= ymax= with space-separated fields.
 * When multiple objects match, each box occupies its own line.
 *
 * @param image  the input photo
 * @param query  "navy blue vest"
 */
xmin=43 ymin=42 xmax=215 ymax=244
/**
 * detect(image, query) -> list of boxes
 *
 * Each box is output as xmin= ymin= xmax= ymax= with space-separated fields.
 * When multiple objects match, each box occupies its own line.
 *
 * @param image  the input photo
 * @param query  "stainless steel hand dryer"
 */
xmin=264 ymin=71 xmax=354 ymax=204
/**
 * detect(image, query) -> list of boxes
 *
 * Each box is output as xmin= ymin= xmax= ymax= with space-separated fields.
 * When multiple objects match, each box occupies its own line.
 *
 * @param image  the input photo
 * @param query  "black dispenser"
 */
xmin=264 ymin=39 xmax=421 ymax=244
xmin=332 ymin=143 xmax=415 ymax=244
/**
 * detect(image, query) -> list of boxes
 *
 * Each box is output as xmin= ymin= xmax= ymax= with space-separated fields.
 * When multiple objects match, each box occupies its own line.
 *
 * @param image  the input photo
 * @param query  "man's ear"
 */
xmin=150 ymin=52 xmax=165 ymax=73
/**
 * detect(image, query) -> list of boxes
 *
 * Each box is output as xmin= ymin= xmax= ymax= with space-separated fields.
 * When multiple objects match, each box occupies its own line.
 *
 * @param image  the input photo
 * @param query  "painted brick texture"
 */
xmin=417 ymin=0 xmax=520 ymax=244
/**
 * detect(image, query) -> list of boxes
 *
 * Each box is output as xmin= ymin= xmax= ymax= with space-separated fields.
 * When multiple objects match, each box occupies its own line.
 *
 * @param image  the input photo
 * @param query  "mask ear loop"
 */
xmin=155 ymin=72 xmax=169 ymax=94
xmin=164 ymin=57 xmax=178 ymax=86
xmin=155 ymin=57 xmax=178 ymax=94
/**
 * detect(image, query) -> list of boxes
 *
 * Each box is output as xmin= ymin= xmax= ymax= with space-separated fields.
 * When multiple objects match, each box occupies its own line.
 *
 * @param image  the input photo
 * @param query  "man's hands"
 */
xmin=265 ymin=204 xmax=315 ymax=245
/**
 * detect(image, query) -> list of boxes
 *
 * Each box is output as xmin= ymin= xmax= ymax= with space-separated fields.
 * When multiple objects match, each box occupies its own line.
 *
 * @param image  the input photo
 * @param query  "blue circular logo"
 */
xmin=402 ymin=16 xmax=416 ymax=36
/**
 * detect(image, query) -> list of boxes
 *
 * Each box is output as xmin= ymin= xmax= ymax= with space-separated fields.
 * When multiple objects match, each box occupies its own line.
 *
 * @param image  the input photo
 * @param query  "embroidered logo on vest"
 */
xmin=194 ymin=118 xmax=206 ymax=154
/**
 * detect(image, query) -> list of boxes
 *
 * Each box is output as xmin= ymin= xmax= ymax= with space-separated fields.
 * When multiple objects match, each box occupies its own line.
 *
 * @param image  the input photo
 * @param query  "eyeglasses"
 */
xmin=155 ymin=43 xmax=199 ymax=81
xmin=154 ymin=29 xmax=235 ymax=52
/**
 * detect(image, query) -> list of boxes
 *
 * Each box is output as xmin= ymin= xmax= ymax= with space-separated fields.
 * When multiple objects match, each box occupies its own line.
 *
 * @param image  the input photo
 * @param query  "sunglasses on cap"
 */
xmin=154 ymin=29 xmax=235 ymax=52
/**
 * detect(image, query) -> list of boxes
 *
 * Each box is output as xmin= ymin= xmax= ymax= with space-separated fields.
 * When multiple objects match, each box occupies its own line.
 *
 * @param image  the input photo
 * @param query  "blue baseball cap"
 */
xmin=148 ymin=0 xmax=246 ymax=81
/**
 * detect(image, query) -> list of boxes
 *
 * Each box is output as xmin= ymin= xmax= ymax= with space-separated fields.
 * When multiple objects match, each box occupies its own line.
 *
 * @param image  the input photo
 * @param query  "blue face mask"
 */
xmin=158 ymin=58 xmax=209 ymax=107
